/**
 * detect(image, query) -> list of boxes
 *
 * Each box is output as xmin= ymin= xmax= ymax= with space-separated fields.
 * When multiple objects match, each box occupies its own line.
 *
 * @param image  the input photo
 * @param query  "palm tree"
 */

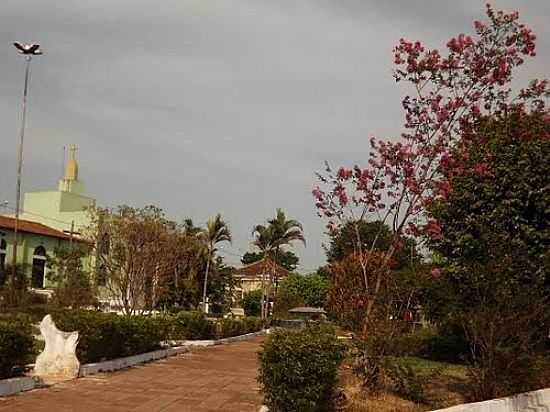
xmin=252 ymin=209 xmax=306 ymax=318
xmin=268 ymin=208 xmax=306 ymax=253
xmin=267 ymin=209 xmax=305 ymax=315
xmin=251 ymin=224 xmax=274 ymax=319
xmin=200 ymin=214 xmax=232 ymax=313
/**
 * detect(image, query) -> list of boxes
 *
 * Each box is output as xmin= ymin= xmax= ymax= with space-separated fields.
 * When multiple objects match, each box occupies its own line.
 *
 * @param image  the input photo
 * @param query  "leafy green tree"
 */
xmin=207 ymin=258 xmax=237 ymax=315
xmin=200 ymin=214 xmax=232 ymax=313
xmin=428 ymin=112 xmax=550 ymax=399
xmin=242 ymin=289 xmax=262 ymax=317
xmin=241 ymin=250 xmax=299 ymax=271
xmin=47 ymin=246 xmax=96 ymax=309
xmin=277 ymin=273 xmax=330 ymax=308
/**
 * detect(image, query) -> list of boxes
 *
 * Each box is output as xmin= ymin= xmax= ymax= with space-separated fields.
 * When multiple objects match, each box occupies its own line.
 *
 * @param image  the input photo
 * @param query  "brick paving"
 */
xmin=0 ymin=337 xmax=265 ymax=412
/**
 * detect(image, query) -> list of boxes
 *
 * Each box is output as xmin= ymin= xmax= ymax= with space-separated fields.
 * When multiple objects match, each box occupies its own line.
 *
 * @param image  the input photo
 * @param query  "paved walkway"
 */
xmin=0 ymin=337 xmax=265 ymax=412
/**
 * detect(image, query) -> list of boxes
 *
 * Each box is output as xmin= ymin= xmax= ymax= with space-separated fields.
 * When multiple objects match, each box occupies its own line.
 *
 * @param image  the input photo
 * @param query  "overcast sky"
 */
xmin=1 ymin=1 xmax=548 ymax=271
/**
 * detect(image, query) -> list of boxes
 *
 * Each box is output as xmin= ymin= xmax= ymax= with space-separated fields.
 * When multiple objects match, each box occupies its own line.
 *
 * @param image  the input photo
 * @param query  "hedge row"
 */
xmin=52 ymin=311 xmax=265 ymax=364
xmin=167 ymin=311 xmax=265 ymax=340
xmin=0 ymin=317 xmax=35 ymax=379
xmin=52 ymin=311 xmax=169 ymax=364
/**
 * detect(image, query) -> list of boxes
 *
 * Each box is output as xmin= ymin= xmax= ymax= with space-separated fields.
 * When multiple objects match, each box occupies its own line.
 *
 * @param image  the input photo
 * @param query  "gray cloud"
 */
xmin=1 ymin=0 xmax=548 ymax=270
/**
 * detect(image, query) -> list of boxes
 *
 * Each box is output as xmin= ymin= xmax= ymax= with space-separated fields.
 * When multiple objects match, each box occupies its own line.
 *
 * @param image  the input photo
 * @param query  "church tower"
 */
xmin=20 ymin=144 xmax=95 ymax=233
xmin=58 ymin=144 xmax=83 ymax=195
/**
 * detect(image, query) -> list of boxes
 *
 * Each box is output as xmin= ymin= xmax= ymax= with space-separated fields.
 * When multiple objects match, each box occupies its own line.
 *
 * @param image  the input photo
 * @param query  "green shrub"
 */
xmin=52 ymin=311 xmax=169 ymax=363
xmin=219 ymin=318 xmax=244 ymax=338
xmin=243 ymin=316 xmax=264 ymax=334
xmin=425 ymin=329 xmax=468 ymax=363
xmin=388 ymin=326 xmax=468 ymax=364
xmin=0 ymin=317 xmax=35 ymax=379
xmin=258 ymin=324 xmax=346 ymax=412
xmin=385 ymin=362 xmax=426 ymax=404
xmin=242 ymin=290 xmax=262 ymax=317
xmin=170 ymin=311 xmax=215 ymax=340
xmin=218 ymin=317 xmax=264 ymax=338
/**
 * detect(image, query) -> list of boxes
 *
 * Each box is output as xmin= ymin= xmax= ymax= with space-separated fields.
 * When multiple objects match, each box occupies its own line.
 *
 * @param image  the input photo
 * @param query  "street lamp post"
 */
xmin=10 ymin=42 xmax=43 ymax=298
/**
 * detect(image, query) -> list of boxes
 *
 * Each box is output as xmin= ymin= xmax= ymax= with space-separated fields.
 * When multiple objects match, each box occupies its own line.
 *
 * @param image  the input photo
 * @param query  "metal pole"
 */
xmin=11 ymin=56 xmax=32 ymax=288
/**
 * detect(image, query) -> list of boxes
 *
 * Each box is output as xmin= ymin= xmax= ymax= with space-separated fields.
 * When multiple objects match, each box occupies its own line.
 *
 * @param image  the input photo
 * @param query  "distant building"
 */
xmin=0 ymin=145 xmax=95 ymax=292
xmin=234 ymin=258 xmax=289 ymax=300
xmin=0 ymin=215 xmax=77 ymax=289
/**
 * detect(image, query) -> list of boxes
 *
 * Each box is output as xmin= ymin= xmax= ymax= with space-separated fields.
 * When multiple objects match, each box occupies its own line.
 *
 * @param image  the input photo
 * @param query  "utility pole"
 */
xmin=10 ymin=42 xmax=43 ymax=300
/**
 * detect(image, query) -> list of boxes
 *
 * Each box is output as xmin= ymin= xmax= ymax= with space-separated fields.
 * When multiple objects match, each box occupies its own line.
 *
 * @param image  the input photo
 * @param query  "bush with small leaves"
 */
xmin=0 ymin=317 xmax=35 ymax=379
xmin=258 ymin=324 xmax=347 ymax=412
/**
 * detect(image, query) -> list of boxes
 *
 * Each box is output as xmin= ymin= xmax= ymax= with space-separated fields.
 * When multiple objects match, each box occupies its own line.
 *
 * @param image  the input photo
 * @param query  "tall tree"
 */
xmin=252 ymin=209 xmax=305 ymax=318
xmin=311 ymin=5 xmax=548 ymax=389
xmin=88 ymin=205 xmax=178 ymax=315
xmin=200 ymin=214 xmax=232 ymax=313
xmin=251 ymin=224 xmax=274 ymax=319
xmin=427 ymin=112 xmax=550 ymax=399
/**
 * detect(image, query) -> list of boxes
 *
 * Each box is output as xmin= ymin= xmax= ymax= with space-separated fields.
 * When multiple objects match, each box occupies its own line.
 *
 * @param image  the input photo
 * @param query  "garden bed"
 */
xmin=338 ymin=357 xmax=469 ymax=412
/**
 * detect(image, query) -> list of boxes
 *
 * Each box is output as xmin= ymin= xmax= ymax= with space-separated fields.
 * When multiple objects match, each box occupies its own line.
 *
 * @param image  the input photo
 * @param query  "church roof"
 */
xmin=0 ymin=215 xmax=72 ymax=240
xmin=235 ymin=258 xmax=289 ymax=280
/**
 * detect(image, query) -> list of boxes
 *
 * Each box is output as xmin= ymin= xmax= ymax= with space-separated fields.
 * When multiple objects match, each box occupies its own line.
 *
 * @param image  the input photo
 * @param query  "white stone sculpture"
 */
xmin=34 ymin=315 xmax=80 ymax=382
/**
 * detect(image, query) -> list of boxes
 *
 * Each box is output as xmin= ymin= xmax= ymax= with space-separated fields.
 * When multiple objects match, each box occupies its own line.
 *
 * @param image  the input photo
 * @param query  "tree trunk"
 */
xmin=201 ymin=248 xmax=212 ymax=313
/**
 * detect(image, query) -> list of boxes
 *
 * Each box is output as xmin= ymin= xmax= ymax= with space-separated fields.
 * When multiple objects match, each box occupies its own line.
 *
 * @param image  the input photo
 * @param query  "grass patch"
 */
xmin=339 ymin=357 xmax=469 ymax=411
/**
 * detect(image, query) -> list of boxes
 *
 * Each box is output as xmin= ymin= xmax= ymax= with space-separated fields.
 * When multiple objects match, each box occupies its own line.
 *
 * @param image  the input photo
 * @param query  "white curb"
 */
xmin=0 ymin=376 xmax=36 ymax=397
xmin=78 ymin=346 xmax=188 ymax=377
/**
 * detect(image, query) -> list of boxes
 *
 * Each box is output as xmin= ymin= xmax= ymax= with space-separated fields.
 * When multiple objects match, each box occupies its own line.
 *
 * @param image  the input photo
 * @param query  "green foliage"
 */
xmin=0 ymin=317 xmax=35 ymax=379
xmin=388 ymin=327 xmax=468 ymax=364
xmin=206 ymin=260 xmax=237 ymax=315
xmin=219 ymin=316 xmax=264 ymax=339
xmin=430 ymin=113 xmax=550 ymax=299
xmin=258 ymin=324 xmax=346 ymax=412
xmin=385 ymin=363 xmax=426 ymax=404
xmin=170 ymin=311 xmax=216 ymax=340
xmin=241 ymin=250 xmax=299 ymax=271
xmin=385 ymin=358 xmax=443 ymax=404
xmin=47 ymin=246 xmax=96 ymax=309
xmin=326 ymin=220 xmax=418 ymax=268
xmin=428 ymin=112 xmax=550 ymax=400
xmin=275 ymin=273 xmax=330 ymax=317
xmin=52 ymin=311 xmax=170 ymax=363
xmin=242 ymin=289 xmax=262 ymax=317
xmin=168 ymin=311 xmax=264 ymax=340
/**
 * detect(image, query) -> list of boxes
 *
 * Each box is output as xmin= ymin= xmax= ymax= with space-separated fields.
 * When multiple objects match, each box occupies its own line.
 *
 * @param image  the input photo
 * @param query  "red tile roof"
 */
xmin=0 ymin=215 xmax=72 ymax=240
xmin=235 ymin=258 xmax=289 ymax=280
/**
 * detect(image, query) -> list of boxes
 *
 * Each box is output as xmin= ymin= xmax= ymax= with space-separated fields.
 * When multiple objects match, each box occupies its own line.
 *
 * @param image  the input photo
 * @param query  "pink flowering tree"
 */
xmin=313 ymin=5 xmax=549 ymax=326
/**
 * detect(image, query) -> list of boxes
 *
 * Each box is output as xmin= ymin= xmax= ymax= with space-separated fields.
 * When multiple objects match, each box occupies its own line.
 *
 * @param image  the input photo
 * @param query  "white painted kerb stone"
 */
xmin=34 ymin=315 xmax=80 ymax=381
xmin=430 ymin=387 xmax=550 ymax=412
xmin=79 ymin=346 xmax=188 ymax=377
xmin=0 ymin=377 xmax=36 ymax=397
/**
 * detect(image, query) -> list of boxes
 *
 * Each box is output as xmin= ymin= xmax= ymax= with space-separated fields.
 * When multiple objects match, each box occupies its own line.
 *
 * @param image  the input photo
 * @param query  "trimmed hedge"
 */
xmin=258 ymin=324 xmax=347 ymax=412
xmin=219 ymin=316 xmax=264 ymax=339
xmin=49 ymin=310 xmax=266 ymax=364
xmin=52 ymin=311 xmax=170 ymax=364
xmin=170 ymin=311 xmax=216 ymax=340
xmin=0 ymin=317 xmax=35 ymax=379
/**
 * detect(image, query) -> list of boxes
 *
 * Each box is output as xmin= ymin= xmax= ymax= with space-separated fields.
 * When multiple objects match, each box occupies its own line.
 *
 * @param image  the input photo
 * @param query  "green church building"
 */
xmin=0 ymin=145 xmax=96 ymax=291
